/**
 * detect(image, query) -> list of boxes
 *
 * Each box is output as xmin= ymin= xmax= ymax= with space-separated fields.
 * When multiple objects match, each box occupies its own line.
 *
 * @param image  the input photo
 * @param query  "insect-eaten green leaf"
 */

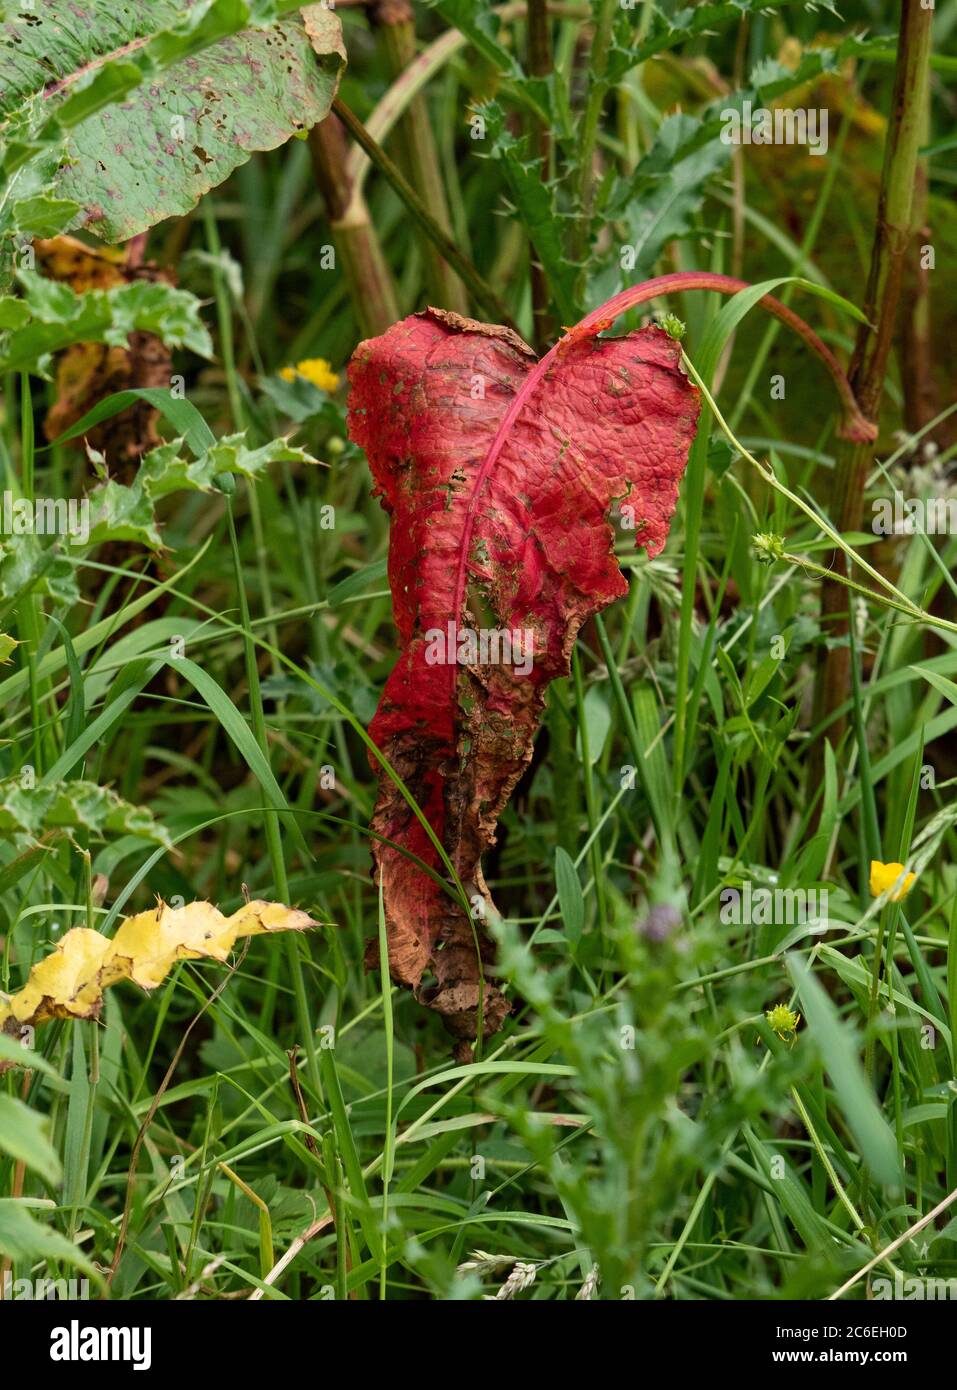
xmin=0 ymin=2 xmax=346 ymax=244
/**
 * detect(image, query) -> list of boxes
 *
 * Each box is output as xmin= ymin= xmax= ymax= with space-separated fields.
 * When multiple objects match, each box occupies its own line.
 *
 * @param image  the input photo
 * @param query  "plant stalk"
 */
xmin=811 ymin=0 xmax=934 ymax=757
xmin=898 ymin=72 xmax=950 ymax=451
xmin=572 ymin=0 xmax=617 ymax=279
xmin=527 ymin=0 xmax=555 ymax=348
xmin=308 ymin=114 xmax=399 ymax=340
xmin=367 ymin=0 xmax=469 ymax=315
xmin=332 ymin=97 xmax=519 ymax=331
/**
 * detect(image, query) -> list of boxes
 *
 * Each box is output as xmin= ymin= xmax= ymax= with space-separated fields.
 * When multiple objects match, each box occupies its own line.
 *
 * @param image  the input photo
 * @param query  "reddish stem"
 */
xmin=577 ymin=274 xmax=876 ymax=444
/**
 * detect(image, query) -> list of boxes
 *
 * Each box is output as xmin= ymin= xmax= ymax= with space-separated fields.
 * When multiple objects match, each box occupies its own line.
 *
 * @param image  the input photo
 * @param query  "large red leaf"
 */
xmin=348 ymin=308 xmax=700 ymax=1043
xmin=347 ymin=274 xmax=873 ymax=1048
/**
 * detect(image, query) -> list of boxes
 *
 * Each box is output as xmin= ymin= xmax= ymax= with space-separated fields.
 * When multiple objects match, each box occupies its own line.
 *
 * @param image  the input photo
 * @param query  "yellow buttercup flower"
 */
xmin=279 ymin=357 xmax=339 ymax=392
xmin=869 ymin=860 xmax=916 ymax=902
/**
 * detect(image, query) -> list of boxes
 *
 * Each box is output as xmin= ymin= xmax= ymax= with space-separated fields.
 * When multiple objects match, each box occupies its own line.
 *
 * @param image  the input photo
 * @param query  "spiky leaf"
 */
xmin=0 ymin=778 xmax=172 ymax=846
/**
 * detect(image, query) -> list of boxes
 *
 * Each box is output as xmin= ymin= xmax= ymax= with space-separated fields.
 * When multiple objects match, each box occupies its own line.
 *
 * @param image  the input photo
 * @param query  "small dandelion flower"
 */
xmin=766 ymin=1003 xmax=801 ymax=1043
xmin=869 ymin=860 xmax=916 ymax=902
xmin=279 ymin=357 xmax=339 ymax=392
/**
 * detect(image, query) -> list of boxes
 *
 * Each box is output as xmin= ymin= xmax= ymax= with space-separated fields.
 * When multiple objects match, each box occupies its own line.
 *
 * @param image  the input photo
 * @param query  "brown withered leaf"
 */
xmin=35 ymin=235 xmax=174 ymax=470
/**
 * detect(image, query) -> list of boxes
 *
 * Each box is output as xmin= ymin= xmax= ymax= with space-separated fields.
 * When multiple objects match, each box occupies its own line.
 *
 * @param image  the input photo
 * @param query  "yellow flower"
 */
xmin=869 ymin=860 xmax=916 ymax=902
xmin=279 ymin=357 xmax=339 ymax=392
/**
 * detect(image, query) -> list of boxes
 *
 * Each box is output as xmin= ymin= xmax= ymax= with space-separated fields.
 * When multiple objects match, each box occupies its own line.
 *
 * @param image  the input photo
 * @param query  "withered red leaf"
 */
xmin=348 ymin=308 xmax=700 ymax=1043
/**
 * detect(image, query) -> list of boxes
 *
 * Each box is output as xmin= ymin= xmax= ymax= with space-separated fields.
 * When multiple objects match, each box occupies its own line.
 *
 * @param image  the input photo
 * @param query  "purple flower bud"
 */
xmin=639 ymin=904 xmax=682 ymax=943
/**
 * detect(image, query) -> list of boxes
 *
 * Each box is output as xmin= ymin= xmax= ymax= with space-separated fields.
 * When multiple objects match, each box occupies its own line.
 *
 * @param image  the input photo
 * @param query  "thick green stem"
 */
xmin=572 ymin=0 xmax=616 ymax=280
xmin=332 ymin=97 xmax=519 ymax=331
xmin=368 ymin=0 xmax=468 ymax=315
xmin=309 ymin=115 xmax=399 ymax=340
xmin=899 ymin=72 xmax=946 ymax=448
xmin=527 ymin=0 xmax=555 ymax=348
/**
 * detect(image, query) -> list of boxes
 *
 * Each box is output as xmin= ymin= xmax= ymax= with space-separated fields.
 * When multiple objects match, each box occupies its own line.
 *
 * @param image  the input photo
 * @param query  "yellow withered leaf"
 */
xmin=0 ymin=899 xmax=318 ymax=1046
xmin=2 ymin=928 xmax=113 ymax=1028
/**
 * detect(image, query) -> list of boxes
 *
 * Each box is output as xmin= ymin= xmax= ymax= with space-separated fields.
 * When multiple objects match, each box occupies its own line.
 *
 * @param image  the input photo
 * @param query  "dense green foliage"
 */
xmin=1 ymin=0 xmax=957 ymax=1303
